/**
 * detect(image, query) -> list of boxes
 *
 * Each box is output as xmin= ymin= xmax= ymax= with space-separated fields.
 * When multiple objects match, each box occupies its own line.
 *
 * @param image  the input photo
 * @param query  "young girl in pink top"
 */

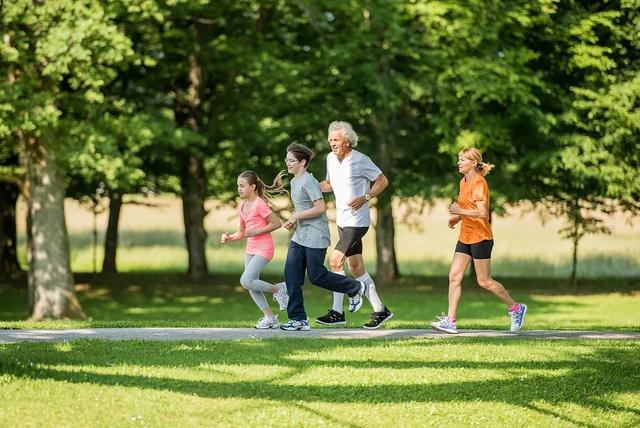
xmin=221 ymin=170 xmax=289 ymax=329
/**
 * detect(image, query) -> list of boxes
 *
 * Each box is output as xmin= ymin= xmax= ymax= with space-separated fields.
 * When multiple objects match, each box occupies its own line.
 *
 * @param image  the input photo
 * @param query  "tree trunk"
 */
xmin=26 ymin=200 xmax=34 ymax=313
xmin=101 ymin=192 xmax=122 ymax=274
xmin=21 ymin=137 xmax=85 ymax=320
xmin=178 ymin=52 xmax=208 ymax=281
xmin=369 ymin=26 xmax=399 ymax=283
xmin=370 ymin=133 xmax=399 ymax=283
xmin=182 ymin=155 xmax=208 ymax=281
xmin=370 ymin=120 xmax=399 ymax=282
xmin=375 ymin=190 xmax=398 ymax=284
xmin=370 ymin=126 xmax=398 ymax=282
xmin=0 ymin=182 xmax=21 ymax=278
xmin=571 ymin=233 xmax=579 ymax=289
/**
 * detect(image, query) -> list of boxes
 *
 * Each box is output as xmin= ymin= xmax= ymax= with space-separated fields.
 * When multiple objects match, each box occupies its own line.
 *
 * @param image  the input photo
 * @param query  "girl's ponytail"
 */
xmin=239 ymin=170 xmax=289 ymax=206
xmin=257 ymin=170 xmax=288 ymax=203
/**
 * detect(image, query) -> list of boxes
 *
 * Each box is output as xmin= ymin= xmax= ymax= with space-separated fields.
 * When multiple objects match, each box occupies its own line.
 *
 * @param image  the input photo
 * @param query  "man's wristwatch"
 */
xmin=364 ymin=193 xmax=372 ymax=201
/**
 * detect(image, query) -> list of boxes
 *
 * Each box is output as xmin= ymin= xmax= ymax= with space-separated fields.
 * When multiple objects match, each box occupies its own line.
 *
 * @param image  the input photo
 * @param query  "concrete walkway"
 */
xmin=1 ymin=328 xmax=638 ymax=343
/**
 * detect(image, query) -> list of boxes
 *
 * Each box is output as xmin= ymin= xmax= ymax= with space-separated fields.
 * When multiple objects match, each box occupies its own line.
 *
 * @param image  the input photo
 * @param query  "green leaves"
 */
xmin=1 ymin=0 xmax=637 ymax=282
xmin=1 ymin=0 xmax=133 ymax=141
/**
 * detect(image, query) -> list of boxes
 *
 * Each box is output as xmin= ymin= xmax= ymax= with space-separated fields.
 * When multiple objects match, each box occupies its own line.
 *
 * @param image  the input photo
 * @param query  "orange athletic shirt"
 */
xmin=458 ymin=174 xmax=493 ymax=244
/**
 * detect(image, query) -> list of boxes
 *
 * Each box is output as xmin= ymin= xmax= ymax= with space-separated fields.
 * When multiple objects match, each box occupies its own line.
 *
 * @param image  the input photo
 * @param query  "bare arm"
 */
xmin=221 ymin=218 xmax=246 ymax=243
xmin=319 ymin=179 xmax=333 ymax=193
xmin=369 ymin=173 xmax=389 ymax=198
xmin=448 ymin=215 xmax=462 ymax=229
xmin=245 ymin=212 xmax=282 ymax=237
xmin=449 ymin=200 xmax=488 ymax=219
xmin=283 ymin=199 xmax=326 ymax=230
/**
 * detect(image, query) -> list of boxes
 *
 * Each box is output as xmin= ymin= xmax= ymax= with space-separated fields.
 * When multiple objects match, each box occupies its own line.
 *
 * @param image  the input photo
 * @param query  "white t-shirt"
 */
xmin=326 ymin=150 xmax=382 ymax=228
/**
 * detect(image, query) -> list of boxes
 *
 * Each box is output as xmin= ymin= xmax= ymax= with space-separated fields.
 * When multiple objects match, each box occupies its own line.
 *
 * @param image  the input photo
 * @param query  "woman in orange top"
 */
xmin=430 ymin=148 xmax=527 ymax=334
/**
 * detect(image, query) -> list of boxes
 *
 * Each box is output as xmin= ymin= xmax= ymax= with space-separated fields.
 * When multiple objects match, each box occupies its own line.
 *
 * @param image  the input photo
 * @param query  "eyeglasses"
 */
xmin=285 ymin=158 xmax=299 ymax=164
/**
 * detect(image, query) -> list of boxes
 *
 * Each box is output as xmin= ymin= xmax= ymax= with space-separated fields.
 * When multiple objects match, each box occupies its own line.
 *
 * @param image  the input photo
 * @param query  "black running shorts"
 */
xmin=455 ymin=239 xmax=494 ymax=260
xmin=335 ymin=226 xmax=369 ymax=257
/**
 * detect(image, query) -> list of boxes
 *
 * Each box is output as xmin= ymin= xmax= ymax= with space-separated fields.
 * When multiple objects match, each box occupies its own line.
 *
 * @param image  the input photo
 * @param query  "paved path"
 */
xmin=1 ymin=328 xmax=638 ymax=343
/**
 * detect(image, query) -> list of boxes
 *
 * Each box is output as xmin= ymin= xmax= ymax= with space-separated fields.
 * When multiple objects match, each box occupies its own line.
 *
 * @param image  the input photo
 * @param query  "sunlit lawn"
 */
xmin=5 ymin=196 xmax=640 ymax=427
xmin=4 ymin=198 xmax=639 ymax=427
xmin=1 ymin=339 xmax=639 ymax=427
xmin=1 ymin=274 xmax=638 ymax=331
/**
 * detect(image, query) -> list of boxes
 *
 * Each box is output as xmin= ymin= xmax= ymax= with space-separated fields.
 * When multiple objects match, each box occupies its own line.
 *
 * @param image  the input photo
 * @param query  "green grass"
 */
xmin=6 ymin=198 xmax=639 ymax=426
xmin=1 ymin=339 xmax=639 ymax=427
xmin=1 ymin=274 xmax=638 ymax=330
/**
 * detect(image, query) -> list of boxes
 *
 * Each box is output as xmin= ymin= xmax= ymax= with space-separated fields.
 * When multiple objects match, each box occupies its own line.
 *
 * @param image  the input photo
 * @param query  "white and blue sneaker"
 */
xmin=509 ymin=303 xmax=527 ymax=333
xmin=348 ymin=281 xmax=367 ymax=313
xmin=430 ymin=314 xmax=458 ymax=334
xmin=280 ymin=319 xmax=311 ymax=331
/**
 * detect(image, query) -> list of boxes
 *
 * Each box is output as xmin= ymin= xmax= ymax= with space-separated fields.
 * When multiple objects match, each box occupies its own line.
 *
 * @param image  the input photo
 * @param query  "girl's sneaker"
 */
xmin=280 ymin=319 xmax=311 ymax=331
xmin=255 ymin=315 xmax=279 ymax=329
xmin=273 ymin=282 xmax=289 ymax=311
xmin=430 ymin=314 xmax=458 ymax=334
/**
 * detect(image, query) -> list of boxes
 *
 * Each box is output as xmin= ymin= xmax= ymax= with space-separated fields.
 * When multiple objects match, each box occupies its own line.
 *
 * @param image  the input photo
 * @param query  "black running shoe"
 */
xmin=315 ymin=309 xmax=346 ymax=326
xmin=363 ymin=307 xmax=394 ymax=329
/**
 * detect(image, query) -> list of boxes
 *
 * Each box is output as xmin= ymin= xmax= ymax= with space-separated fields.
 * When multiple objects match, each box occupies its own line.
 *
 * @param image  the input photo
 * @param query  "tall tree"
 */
xmin=287 ymin=1 xmax=418 ymax=282
xmin=526 ymin=0 xmax=640 ymax=286
xmin=289 ymin=1 xmax=546 ymax=281
xmin=112 ymin=1 xmax=250 ymax=280
xmin=65 ymin=112 xmax=160 ymax=274
xmin=119 ymin=1 xmax=308 ymax=279
xmin=1 ymin=0 xmax=132 ymax=318
xmin=97 ymin=1 xmax=195 ymax=275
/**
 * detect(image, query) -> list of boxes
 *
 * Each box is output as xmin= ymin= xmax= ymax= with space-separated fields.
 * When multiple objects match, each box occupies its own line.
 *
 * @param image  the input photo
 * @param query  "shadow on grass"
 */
xmin=1 ymin=272 xmax=639 ymax=330
xmin=0 ymin=286 xmax=600 ymax=329
xmin=0 ymin=339 xmax=638 ymax=426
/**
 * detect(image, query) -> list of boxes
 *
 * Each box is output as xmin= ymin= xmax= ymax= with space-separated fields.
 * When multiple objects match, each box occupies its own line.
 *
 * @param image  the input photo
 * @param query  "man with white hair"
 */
xmin=316 ymin=120 xmax=393 ymax=329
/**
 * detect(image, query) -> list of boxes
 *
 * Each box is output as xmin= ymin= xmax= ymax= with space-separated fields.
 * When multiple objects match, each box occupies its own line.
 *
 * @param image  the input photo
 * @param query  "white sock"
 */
xmin=332 ymin=271 xmax=345 ymax=313
xmin=357 ymin=272 xmax=384 ymax=312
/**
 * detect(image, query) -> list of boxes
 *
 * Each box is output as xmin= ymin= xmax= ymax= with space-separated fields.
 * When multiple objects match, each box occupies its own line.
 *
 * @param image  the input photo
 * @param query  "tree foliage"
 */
xmin=1 ymin=0 xmax=637 ymax=302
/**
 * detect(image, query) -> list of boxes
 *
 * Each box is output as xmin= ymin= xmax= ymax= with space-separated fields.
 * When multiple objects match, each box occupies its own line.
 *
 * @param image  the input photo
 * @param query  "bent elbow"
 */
xmin=379 ymin=175 xmax=389 ymax=190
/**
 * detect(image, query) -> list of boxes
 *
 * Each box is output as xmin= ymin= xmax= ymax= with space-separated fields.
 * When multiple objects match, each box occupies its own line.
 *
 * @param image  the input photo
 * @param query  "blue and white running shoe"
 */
xmin=280 ymin=319 xmax=311 ymax=331
xmin=348 ymin=281 xmax=368 ymax=313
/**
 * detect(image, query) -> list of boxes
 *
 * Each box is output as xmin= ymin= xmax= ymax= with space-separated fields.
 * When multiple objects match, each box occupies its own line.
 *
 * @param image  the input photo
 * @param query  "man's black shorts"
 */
xmin=335 ymin=226 xmax=369 ymax=257
xmin=455 ymin=239 xmax=494 ymax=260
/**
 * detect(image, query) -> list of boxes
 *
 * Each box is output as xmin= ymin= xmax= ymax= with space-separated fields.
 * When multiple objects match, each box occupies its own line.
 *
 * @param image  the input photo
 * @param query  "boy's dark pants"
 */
xmin=284 ymin=241 xmax=360 ymax=321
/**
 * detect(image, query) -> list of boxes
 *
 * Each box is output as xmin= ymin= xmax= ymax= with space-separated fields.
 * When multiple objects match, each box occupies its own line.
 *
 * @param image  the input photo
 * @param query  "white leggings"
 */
xmin=240 ymin=254 xmax=273 ymax=310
